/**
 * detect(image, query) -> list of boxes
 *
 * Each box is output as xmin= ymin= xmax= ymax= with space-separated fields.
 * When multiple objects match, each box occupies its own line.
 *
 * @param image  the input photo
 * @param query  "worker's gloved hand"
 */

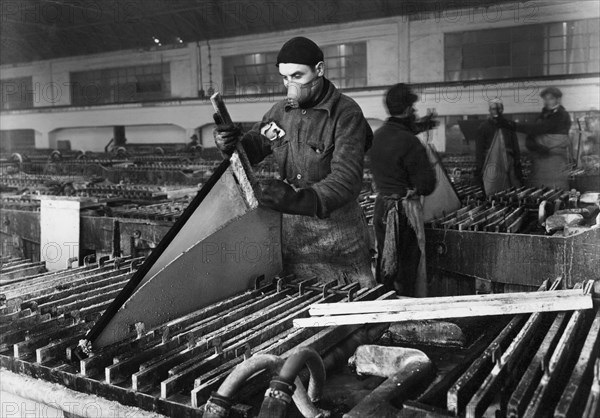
xmin=259 ymin=179 xmax=319 ymax=217
xmin=494 ymin=115 xmax=516 ymax=130
xmin=213 ymin=121 xmax=242 ymax=156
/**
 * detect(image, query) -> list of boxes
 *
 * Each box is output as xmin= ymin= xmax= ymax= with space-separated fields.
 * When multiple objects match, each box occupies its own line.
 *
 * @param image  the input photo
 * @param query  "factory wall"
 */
xmin=1 ymin=0 xmax=598 ymax=153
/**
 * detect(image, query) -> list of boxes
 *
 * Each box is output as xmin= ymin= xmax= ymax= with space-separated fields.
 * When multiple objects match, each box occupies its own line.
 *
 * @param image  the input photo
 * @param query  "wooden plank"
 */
xmin=555 ymin=309 xmax=600 ymax=418
xmin=308 ymin=289 xmax=585 ymax=316
xmin=295 ymin=290 xmax=592 ymax=328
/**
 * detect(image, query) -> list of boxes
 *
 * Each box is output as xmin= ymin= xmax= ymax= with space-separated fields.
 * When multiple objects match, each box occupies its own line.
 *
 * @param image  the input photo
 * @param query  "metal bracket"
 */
xmin=346 ymin=283 xmax=360 ymax=302
xmin=83 ymin=254 xmax=95 ymax=266
xmin=99 ymin=255 xmax=110 ymax=267
xmin=130 ymin=258 xmax=143 ymax=272
xmin=276 ymin=274 xmax=294 ymax=293
xmin=67 ymin=257 xmax=78 ymax=269
xmin=254 ymin=274 xmax=267 ymax=290
xmin=297 ymin=277 xmax=318 ymax=296
xmin=211 ymin=337 xmax=223 ymax=355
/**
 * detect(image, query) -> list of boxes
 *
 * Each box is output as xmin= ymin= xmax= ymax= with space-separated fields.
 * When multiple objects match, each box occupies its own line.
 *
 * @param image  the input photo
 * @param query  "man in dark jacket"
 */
xmin=499 ymin=87 xmax=572 ymax=188
xmin=213 ymin=37 xmax=375 ymax=288
xmin=370 ymin=84 xmax=436 ymax=296
xmin=475 ymin=98 xmax=523 ymax=194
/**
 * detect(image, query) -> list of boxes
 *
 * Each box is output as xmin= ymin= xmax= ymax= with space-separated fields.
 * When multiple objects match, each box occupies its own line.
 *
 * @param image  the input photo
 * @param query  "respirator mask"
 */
xmin=285 ymin=76 xmax=324 ymax=109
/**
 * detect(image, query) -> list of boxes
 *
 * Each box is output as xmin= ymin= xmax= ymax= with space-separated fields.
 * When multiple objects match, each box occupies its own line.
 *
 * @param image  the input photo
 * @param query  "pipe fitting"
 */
xmin=204 ymin=354 xmax=283 ymax=418
xmin=203 ymin=392 xmax=232 ymax=418
xmin=278 ymin=347 xmax=325 ymax=403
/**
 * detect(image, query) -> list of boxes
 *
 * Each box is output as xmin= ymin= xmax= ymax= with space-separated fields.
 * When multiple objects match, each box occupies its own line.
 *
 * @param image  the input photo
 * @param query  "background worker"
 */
xmin=499 ymin=87 xmax=572 ymax=189
xmin=370 ymin=83 xmax=436 ymax=296
xmin=475 ymin=98 xmax=523 ymax=195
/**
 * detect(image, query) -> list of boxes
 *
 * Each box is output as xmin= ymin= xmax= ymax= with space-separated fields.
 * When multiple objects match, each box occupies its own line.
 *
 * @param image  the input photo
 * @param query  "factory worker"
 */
xmin=214 ymin=36 xmax=376 ymax=288
xmin=475 ymin=98 xmax=523 ymax=195
xmin=498 ymin=87 xmax=572 ymax=189
xmin=370 ymin=84 xmax=436 ymax=296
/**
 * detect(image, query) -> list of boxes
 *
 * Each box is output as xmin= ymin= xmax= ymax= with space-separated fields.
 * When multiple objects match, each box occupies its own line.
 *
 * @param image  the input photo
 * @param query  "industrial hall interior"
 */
xmin=1 ymin=0 xmax=600 ymax=417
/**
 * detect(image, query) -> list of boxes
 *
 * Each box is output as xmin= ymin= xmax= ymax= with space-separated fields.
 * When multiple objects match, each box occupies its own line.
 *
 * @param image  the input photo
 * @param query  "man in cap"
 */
xmin=498 ymin=86 xmax=571 ymax=188
xmin=475 ymin=98 xmax=523 ymax=195
xmin=214 ymin=36 xmax=375 ymax=288
xmin=370 ymin=84 xmax=436 ymax=296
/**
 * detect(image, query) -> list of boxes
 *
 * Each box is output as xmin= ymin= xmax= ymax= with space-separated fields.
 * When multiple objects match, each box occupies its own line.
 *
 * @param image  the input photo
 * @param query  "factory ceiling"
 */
xmin=1 ymin=0 xmax=527 ymax=65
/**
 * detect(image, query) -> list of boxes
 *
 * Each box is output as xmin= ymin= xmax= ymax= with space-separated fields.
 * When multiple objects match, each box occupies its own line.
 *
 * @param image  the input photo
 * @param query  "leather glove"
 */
xmin=494 ymin=115 xmax=516 ymax=130
xmin=259 ymin=179 xmax=319 ymax=217
xmin=413 ymin=112 xmax=439 ymax=134
xmin=213 ymin=116 xmax=242 ymax=156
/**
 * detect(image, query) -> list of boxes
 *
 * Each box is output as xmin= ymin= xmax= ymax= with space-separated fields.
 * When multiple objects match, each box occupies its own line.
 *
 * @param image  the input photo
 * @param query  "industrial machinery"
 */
xmin=1 ymin=97 xmax=598 ymax=418
xmin=425 ymin=186 xmax=600 ymax=294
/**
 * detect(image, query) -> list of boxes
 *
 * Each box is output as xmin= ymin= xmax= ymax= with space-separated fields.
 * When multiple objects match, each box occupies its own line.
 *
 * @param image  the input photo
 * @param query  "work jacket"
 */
xmin=241 ymin=79 xmax=372 ymax=218
xmin=369 ymin=117 xmax=436 ymax=197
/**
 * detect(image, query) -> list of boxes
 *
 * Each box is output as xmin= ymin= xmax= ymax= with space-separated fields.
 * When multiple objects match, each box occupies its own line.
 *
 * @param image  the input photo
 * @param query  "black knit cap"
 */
xmin=385 ymin=83 xmax=418 ymax=115
xmin=540 ymin=86 xmax=562 ymax=98
xmin=276 ymin=36 xmax=324 ymax=67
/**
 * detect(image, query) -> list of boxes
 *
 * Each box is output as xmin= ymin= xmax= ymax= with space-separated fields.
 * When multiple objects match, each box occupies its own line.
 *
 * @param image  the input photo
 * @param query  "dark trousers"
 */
xmin=373 ymin=195 xmax=421 ymax=296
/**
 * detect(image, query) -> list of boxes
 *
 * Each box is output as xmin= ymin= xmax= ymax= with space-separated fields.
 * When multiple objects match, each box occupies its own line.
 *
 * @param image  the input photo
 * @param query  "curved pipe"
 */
xmin=204 ymin=354 xmax=283 ymax=418
xmin=343 ymin=347 xmax=434 ymax=418
xmin=278 ymin=347 xmax=326 ymax=403
xmin=291 ymin=377 xmax=327 ymax=418
xmin=219 ymin=354 xmax=283 ymax=399
xmin=204 ymin=353 xmax=325 ymax=418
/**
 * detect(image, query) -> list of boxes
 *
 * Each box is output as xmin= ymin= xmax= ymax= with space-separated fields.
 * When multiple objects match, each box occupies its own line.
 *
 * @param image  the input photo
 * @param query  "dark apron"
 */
xmin=527 ymin=134 xmax=571 ymax=189
xmin=374 ymin=194 xmax=427 ymax=297
xmin=282 ymin=200 xmax=375 ymax=288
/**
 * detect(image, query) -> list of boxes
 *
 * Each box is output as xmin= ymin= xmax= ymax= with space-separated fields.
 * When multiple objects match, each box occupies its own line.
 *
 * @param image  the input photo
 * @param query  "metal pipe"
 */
xmin=278 ymin=347 xmax=326 ymax=402
xmin=343 ymin=347 xmax=434 ymax=418
xmin=204 ymin=354 xmax=283 ymax=418
xmin=204 ymin=353 xmax=325 ymax=418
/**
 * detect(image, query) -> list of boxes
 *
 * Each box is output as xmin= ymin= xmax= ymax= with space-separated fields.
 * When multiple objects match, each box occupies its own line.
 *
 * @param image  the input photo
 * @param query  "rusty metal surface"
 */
xmin=426 ymin=227 xmax=600 ymax=288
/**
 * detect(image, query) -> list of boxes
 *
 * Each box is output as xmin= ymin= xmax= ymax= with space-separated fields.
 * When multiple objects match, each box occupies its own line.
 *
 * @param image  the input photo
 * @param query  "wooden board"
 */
xmin=293 ymin=289 xmax=592 ymax=327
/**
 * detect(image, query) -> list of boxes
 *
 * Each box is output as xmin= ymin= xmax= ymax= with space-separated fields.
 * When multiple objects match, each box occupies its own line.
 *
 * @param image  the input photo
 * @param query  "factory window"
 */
xmin=322 ymin=42 xmax=367 ymax=89
xmin=445 ymin=18 xmax=599 ymax=81
xmin=222 ymin=52 xmax=283 ymax=95
xmin=70 ymin=63 xmax=171 ymax=105
xmin=222 ymin=42 xmax=367 ymax=95
xmin=1 ymin=77 xmax=34 ymax=110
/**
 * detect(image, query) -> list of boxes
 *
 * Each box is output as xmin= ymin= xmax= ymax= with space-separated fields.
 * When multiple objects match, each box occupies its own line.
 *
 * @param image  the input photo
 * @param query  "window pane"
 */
xmin=0 ymin=77 xmax=33 ymax=110
xmin=221 ymin=42 xmax=367 ymax=95
xmin=71 ymin=63 xmax=171 ymax=105
xmin=445 ymin=18 xmax=598 ymax=80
